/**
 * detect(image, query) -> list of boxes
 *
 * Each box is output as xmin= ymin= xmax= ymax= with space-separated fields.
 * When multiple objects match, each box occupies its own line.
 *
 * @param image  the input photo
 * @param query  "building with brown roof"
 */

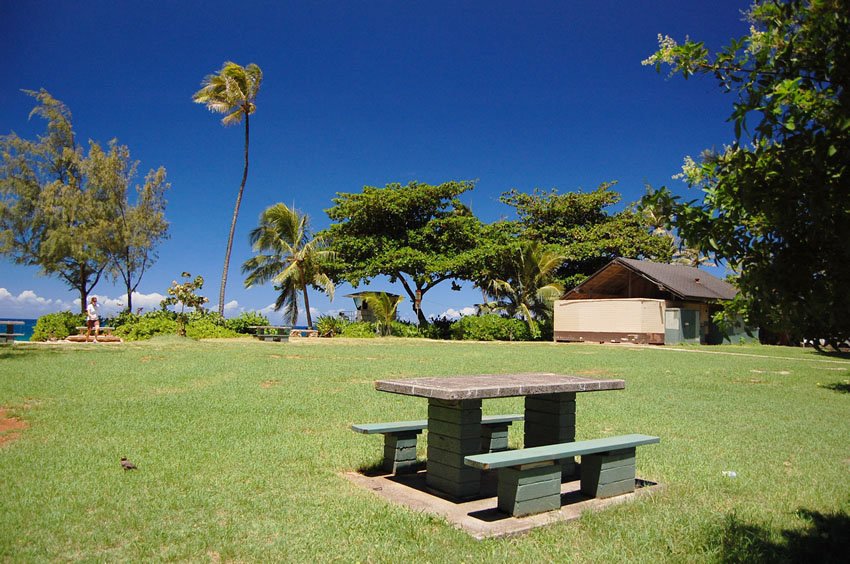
xmin=554 ymin=258 xmax=743 ymax=345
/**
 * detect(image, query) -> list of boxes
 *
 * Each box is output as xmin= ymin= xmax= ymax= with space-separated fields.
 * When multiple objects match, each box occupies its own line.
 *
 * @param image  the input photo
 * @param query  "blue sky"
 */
xmin=1 ymin=0 xmax=751 ymax=322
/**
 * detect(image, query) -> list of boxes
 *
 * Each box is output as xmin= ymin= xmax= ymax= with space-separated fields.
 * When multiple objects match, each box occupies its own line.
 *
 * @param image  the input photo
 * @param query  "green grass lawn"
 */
xmin=1 ymin=338 xmax=848 ymax=562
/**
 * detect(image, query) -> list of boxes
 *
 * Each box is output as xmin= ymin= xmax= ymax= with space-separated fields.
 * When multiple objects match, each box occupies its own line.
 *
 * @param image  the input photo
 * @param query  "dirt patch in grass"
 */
xmin=576 ymin=369 xmax=615 ymax=376
xmin=139 ymin=355 xmax=165 ymax=363
xmin=260 ymin=380 xmax=280 ymax=389
xmin=0 ymin=408 xmax=29 ymax=446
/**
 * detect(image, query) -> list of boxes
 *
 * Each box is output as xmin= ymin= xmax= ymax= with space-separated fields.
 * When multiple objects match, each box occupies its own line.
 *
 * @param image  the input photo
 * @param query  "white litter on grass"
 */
xmin=722 ymin=471 xmax=737 ymax=478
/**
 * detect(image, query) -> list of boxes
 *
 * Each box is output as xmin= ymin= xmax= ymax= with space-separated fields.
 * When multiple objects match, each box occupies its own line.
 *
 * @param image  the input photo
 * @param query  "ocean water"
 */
xmin=3 ymin=318 xmax=36 ymax=341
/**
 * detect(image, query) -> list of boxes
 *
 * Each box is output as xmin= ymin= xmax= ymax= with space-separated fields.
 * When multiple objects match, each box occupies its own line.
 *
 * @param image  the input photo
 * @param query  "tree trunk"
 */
xmin=218 ymin=111 xmax=250 ymax=315
xmin=125 ymin=282 xmax=133 ymax=313
xmin=79 ymin=264 xmax=88 ymax=315
xmin=303 ymin=286 xmax=312 ymax=329
xmin=299 ymin=263 xmax=312 ymax=329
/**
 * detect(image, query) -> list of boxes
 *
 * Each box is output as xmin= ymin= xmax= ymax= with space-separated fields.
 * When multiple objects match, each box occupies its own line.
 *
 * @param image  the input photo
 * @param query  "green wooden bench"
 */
xmin=250 ymin=326 xmax=291 ymax=342
xmin=464 ymin=433 xmax=660 ymax=517
xmin=352 ymin=414 xmax=524 ymax=474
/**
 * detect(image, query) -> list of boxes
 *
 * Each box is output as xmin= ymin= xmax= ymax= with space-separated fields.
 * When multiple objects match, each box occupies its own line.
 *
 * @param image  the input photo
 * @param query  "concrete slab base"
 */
xmin=343 ymin=468 xmax=660 ymax=539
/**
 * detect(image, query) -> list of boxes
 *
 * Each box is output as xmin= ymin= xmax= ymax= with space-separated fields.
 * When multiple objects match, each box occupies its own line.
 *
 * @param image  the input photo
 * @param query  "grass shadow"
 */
xmin=356 ymin=459 xmax=426 ymax=476
xmin=718 ymin=507 xmax=850 ymax=563
xmin=819 ymin=381 xmax=850 ymax=394
xmin=809 ymin=348 xmax=850 ymax=360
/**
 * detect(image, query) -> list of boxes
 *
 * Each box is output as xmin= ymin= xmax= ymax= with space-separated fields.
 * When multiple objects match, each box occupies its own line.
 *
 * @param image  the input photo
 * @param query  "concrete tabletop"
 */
xmin=1 ymin=320 xmax=25 ymax=325
xmin=375 ymin=373 xmax=625 ymax=400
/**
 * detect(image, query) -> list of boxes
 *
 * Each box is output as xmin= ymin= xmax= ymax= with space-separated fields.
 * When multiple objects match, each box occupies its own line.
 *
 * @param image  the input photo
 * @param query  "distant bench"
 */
xmin=352 ymin=414 xmax=523 ymax=473
xmin=465 ymin=433 xmax=660 ymax=517
xmin=249 ymin=326 xmax=291 ymax=342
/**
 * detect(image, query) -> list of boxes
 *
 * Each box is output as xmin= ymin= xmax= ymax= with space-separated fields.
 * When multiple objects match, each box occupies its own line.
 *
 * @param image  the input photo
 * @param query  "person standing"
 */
xmin=86 ymin=296 xmax=100 ymax=343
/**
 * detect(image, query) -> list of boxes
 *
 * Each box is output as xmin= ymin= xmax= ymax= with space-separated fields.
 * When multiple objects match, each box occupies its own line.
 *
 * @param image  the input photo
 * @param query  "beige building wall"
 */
xmin=554 ymin=298 xmax=665 ymax=335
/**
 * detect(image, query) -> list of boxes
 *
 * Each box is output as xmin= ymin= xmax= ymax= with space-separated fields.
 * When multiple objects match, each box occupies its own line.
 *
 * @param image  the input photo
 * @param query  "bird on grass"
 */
xmin=120 ymin=457 xmax=138 ymax=470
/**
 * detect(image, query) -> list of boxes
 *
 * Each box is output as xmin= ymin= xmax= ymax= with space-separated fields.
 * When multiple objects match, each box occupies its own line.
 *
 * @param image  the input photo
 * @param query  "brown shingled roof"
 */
xmin=566 ymin=258 xmax=738 ymax=301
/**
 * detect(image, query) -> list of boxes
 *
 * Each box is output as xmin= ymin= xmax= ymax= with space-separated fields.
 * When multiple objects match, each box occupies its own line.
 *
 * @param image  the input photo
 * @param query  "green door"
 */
xmin=681 ymin=309 xmax=699 ymax=343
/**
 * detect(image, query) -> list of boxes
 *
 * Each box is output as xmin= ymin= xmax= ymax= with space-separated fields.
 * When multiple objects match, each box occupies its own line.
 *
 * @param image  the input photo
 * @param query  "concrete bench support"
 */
xmin=525 ymin=392 xmax=576 ymax=477
xmin=465 ymin=434 xmax=659 ymax=517
xmin=383 ymin=430 xmax=421 ymax=474
xmin=352 ymin=413 xmax=523 ymax=480
xmin=497 ymin=462 xmax=562 ymax=516
xmin=580 ymin=447 xmax=637 ymax=498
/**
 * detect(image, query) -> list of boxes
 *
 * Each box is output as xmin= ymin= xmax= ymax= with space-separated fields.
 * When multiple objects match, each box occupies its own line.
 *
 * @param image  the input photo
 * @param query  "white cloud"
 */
xmin=129 ymin=292 xmax=167 ymax=313
xmin=223 ymin=300 xmax=241 ymax=315
xmin=0 ymin=288 xmax=172 ymax=319
xmin=0 ymin=287 xmax=71 ymax=318
xmin=438 ymin=306 xmax=477 ymax=320
xmin=259 ymin=303 xmax=277 ymax=316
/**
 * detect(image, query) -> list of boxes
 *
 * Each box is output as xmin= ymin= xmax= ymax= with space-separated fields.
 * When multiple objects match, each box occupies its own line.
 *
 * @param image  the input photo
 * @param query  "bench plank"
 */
xmin=351 ymin=414 xmax=523 ymax=435
xmin=353 ymin=414 xmax=524 ymax=474
xmin=465 ymin=434 xmax=660 ymax=470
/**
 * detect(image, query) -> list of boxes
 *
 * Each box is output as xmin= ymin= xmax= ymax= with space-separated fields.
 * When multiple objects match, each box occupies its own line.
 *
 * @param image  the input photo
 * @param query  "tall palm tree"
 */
xmin=193 ymin=61 xmax=263 ymax=315
xmin=242 ymin=203 xmax=334 ymax=329
xmin=483 ymin=241 xmax=564 ymax=336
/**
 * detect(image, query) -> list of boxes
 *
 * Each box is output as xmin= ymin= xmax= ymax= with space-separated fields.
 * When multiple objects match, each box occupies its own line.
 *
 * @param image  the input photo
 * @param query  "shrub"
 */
xmin=390 ymin=320 xmax=423 ymax=338
xmin=341 ymin=322 xmax=377 ymax=338
xmin=225 ymin=311 xmax=270 ymax=334
xmin=106 ymin=310 xmax=140 ymax=330
xmin=186 ymin=318 xmax=239 ymax=339
xmin=114 ymin=314 xmax=178 ymax=341
xmin=316 ymin=315 xmax=349 ymax=337
xmin=31 ymin=311 xmax=85 ymax=341
xmin=450 ymin=314 xmax=533 ymax=341
xmin=424 ymin=316 xmax=455 ymax=340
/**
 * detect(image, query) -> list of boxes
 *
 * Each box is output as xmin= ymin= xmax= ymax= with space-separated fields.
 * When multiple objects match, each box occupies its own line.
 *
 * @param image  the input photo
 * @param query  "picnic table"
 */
xmin=374 ymin=373 xmax=625 ymax=499
xmin=249 ymin=325 xmax=291 ymax=342
xmin=0 ymin=320 xmax=24 ymax=344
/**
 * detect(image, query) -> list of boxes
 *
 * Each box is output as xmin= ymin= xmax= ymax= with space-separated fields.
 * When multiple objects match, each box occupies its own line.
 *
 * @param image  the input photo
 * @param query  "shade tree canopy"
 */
xmin=500 ymin=183 xmax=673 ymax=288
xmin=322 ymin=180 xmax=483 ymax=325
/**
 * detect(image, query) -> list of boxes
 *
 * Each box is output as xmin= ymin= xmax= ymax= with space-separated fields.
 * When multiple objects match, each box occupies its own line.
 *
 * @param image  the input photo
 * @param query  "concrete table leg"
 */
xmin=524 ymin=392 xmax=577 ymax=477
xmin=426 ymin=398 xmax=482 ymax=498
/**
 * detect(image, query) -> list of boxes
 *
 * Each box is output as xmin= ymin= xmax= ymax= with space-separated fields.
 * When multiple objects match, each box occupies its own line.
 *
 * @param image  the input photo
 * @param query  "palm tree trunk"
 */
xmin=298 ymin=264 xmax=313 ymax=329
xmin=218 ymin=112 xmax=250 ymax=315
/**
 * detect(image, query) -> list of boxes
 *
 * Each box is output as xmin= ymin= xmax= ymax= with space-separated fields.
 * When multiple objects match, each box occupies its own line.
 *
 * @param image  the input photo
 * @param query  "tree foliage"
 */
xmin=84 ymin=140 xmax=170 ymax=313
xmin=161 ymin=272 xmax=209 ymax=337
xmin=322 ymin=180 xmax=483 ymax=325
xmin=193 ymin=61 xmax=263 ymax=315
xmin=500 ymin=183 xmax=673 ymax=287
xmin=479 ymin=240 xmax=564 ymax=338
xmin=642 ymin=0 xmax=850 ymax=345
xmin=0 ymin=90 xmax=168 ymax=312
xmin=362 ymin=292 xmax=404 ymax=336
xmin=242 ymin=203 xmax=334 ymax=329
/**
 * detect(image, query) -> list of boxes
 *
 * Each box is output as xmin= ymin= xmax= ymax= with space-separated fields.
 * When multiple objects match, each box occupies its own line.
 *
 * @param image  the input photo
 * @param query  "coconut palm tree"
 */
xmin=363 ymin=292 xmax=404 ymax=336
xmin=482 ymin=241 xmax=564 ymax=337
xmin=241 ymin=203 xmax=334 ymax=329
xmin=193 ymin=61 xmax=263 ymax=315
